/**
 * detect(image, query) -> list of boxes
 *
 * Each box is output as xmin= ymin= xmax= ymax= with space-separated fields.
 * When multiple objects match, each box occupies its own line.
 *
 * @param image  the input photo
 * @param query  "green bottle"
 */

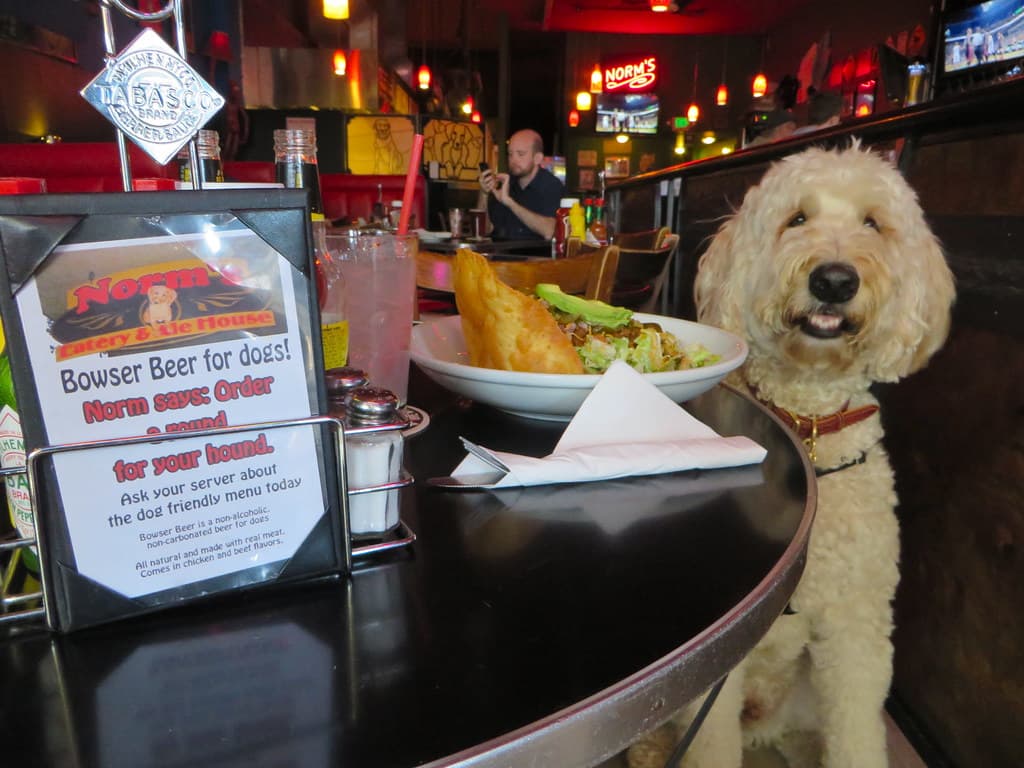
xmin=0 ymin=317 xmax=40 ymax=589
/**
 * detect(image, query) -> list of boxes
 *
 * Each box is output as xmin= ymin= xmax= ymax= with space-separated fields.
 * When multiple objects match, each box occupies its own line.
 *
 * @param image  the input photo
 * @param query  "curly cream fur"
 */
xmin=628 ymin=145 xmax=954 ymax=768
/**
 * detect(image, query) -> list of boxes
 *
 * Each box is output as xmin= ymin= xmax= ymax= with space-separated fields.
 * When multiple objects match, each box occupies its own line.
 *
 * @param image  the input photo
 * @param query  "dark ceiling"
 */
xmin=471 ymin=0 xmax=815 ymax=37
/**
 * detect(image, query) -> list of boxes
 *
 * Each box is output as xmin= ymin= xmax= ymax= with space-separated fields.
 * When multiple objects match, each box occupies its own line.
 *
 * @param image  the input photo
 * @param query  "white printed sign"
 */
xmin=15 ymin=228 xmax=327 ymax=598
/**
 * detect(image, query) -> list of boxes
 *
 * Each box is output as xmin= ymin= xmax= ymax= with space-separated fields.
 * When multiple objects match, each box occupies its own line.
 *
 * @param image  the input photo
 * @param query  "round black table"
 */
xmin=0 ymin=380 xmax=814 ymax=768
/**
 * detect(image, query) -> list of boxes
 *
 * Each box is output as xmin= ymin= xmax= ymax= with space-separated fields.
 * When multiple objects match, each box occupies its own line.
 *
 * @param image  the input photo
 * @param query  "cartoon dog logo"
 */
xmin=141 ymin=285 xmax=178 ymax=330
xmin=373 ymin=119 xmax=406 ymax=174
xmin=439 ymin=122 xmax=478 ymax=179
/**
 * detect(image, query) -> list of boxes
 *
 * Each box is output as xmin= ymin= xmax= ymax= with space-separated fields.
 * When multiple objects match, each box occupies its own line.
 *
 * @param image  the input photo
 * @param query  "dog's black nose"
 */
xmin=809 ymin=262 xmax=859 ymax=303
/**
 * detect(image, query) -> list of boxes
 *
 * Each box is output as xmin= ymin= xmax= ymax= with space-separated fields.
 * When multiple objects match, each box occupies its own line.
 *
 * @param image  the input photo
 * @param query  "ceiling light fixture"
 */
xmin=471 ymin=110 xmax=482 ymax=124
xmin=752 ymin=35 xmax=767 ymax=98
xmin=417 ymin=64 xmax=432 ymax=91
xmin=717 ymin=39 xmax=729 ymax=106
xmin=673 ymin=132 xmax=686 ymax=155
xmin=686 ymin=55 xmax=700 ymax=125
xmin=701 ymin=130 xmax=716 ymax=144
xmin=323 ymin=0 xmax=349 ymax=20
xmin=590 ymin=64 xmax=603 ymax=93
xmin=615 ymin=133 xmax=630 ymax=144
xmin=752 ymin=73 xmax=768 ymax=98
xmin=333 ymin=49 xmax=347 ymax=76
xmin=568 ymin=109 xmax=580 ymax=127
xmin=576 ymin=91 xmax=592 ymax=111
xmin=650 ymin=0 xmax=670 ymax=12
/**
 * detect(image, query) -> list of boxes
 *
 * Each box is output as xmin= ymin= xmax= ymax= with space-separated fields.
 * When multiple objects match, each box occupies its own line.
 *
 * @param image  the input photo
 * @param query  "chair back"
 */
xmin=414 ymin=244 xmax=620 ymax=304
xmin=613 ymin=226 xmax=670 ymax=250
xmin=492 ymin=243 xmax=620 ymax=303
xmin=611 ymin=233 xmax=679 ymax=313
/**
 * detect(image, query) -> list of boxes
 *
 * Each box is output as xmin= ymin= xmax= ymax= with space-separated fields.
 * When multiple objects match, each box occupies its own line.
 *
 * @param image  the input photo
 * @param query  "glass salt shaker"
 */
xmin=325 ymin=366 xmax=368 ymax=411
xmin=345 ymin=387 xmax=404 ymax=538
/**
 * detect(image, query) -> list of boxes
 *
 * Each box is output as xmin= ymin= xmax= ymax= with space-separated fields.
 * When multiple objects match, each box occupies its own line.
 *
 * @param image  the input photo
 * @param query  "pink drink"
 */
xmin=330 ymin=233 xmax=417 ymax=404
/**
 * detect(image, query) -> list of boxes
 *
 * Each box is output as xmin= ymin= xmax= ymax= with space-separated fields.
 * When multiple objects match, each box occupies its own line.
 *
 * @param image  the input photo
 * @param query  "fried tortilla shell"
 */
xmin=453 ymin=250 xmax=584 ymax=374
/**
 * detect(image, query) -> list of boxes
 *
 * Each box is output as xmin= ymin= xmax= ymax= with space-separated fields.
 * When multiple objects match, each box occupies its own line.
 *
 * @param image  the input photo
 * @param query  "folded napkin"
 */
xmin=451 ymin=360 xmax=766 ymax=488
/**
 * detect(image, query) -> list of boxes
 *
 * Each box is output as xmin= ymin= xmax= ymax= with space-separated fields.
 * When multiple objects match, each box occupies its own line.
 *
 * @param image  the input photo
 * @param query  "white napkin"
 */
xmin=451 ymin=360 xmax=766 ymax=487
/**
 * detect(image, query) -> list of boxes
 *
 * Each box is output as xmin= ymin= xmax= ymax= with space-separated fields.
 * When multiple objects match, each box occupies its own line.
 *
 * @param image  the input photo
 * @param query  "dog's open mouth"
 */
xmin=797 ymin=308 xmax=856 ymax=339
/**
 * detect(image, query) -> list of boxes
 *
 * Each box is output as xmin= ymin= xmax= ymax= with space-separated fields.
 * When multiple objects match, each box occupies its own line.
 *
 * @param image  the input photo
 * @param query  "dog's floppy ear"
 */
xmin=695 ymin=214 xmax=749 ymax=335
xmin=871 ymin=219 xmax=956 ymax=379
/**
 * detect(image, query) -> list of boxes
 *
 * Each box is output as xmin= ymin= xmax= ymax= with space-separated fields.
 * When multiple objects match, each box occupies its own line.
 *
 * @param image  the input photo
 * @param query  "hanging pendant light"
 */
xmin=576 ymin=91 xmax=592 ymax=111
xmin=752 ymin=73 xmax=768 ymax=98
xmin=650 ymin=0 xmax=670 ymax=11
xmin=673 ymin=132 xmax=686 ymax=155
xmin=417 ymin=64 xmax=432 ymax=91
xmin=589 ymin=64 xmax=603 ymax=93
xmin=461 ymin=96 xmax=474 ymax=115
xmin=333 ymin=49 xmax=347 ymax=76
xmin=568 ymin=109 xmax=580 ymax=128
xmin=323 ymin=0 xmax=349 ymax=20
xmin=717 ymin=40 xmax=729 ymax=106
xmin=471 ymin=110 xmax=482 ymax=124
xmin=686 ymin=103 xmax=700 ymax=124
xmin=752 ymin=36 xmax=767 ymax=98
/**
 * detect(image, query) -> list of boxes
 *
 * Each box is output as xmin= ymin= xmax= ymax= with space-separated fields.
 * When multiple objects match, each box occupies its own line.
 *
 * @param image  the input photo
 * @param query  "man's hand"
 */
xmin=479 ymin=168 xmax=499 ymax=195
xmin=481 ymin=169 xmax=509 ymax=202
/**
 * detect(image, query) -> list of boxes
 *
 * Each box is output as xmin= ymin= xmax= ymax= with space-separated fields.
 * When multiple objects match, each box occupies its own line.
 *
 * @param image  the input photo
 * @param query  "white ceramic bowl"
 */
xmin=410 ymin=313 xmax=748 ymax=421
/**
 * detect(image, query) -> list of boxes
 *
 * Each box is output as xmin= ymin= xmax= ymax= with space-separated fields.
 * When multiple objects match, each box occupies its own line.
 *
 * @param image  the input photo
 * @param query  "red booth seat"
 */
xmin=224 ymin=160 xmax=426 ymax=229
xmin=0 ymin=142 xmax=174 ymax=192
xmin=0 ymin=146 xmax=426 ymax=230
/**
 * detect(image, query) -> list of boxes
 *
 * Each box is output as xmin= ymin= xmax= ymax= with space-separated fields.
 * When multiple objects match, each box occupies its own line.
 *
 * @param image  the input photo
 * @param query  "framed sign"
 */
xmin=604 ymin=155 xmax=631 ymax=179
xmin=0 ymin=190 xmax=343 ymax=632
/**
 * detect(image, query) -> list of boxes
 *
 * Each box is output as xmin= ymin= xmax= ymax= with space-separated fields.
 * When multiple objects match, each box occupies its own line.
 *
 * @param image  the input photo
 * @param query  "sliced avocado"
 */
xmin=535 ymin=283 xmax=632 ymax=328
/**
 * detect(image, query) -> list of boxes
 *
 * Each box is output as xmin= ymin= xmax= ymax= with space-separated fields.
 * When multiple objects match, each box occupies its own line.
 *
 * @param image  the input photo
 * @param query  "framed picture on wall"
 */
xmin=577 ymin=149 xmax=598 ymax=167
xmin=604 ymin=156 xmax=630 ymax=179
xmin=578 ymin=168 xmax=596 ymax=190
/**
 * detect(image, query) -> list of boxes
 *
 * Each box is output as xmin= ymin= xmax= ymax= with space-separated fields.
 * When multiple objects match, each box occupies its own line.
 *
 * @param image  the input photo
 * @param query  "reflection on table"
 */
xmin=0 ymin=379 xmax=814 ymax=768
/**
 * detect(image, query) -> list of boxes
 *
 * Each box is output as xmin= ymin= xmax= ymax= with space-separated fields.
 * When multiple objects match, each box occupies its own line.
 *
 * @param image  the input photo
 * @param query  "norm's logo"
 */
xmin=82 ymin=29 xmax=225 ymax=166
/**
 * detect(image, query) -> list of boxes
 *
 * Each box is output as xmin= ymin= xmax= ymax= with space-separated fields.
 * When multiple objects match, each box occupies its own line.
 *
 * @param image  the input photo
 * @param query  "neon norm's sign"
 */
xmin=603 ymin=56 xmax=658 ymax=92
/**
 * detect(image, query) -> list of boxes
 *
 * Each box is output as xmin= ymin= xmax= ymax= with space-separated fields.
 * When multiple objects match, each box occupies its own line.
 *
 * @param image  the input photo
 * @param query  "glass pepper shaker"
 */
xmin=345 ymin=387 xmax=404 ymax=538
xmin=325 ymin=366 xmax=367 ymax=411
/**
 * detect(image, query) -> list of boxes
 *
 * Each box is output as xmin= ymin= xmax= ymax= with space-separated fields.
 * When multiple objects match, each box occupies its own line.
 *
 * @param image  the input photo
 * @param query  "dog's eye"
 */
xmin=787 ymin=212 xmax=806 ymax=228
xmin=864 ymin=216 xmax=880 ymax=231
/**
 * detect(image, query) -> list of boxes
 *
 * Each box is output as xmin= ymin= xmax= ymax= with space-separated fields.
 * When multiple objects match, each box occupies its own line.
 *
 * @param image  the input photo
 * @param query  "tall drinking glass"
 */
xmin=326 ymin=232 xmax=417 ymax=405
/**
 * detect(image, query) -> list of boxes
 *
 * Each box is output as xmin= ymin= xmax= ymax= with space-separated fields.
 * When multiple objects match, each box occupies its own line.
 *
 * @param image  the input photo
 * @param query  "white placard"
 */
xmin=15 ymin=227 xmax=327 ymax=598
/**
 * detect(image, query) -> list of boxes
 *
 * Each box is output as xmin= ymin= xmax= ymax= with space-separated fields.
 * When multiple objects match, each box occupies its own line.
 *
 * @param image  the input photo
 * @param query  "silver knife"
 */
xmin=425 ymin=471 xmax=506 ymax=489
xmin=458 ymin=436 xmax=511 ymax=473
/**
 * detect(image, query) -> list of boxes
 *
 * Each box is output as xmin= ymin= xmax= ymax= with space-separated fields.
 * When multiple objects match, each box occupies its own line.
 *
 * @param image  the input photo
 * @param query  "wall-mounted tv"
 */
xmin=595 ymin=93 xmax=660 ymax=134
xmin=941 ymin=0 xmax=1024 ymax=74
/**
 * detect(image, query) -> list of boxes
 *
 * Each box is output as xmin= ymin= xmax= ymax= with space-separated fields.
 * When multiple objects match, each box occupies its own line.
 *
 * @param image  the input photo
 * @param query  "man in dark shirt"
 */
xmin=479 ymin=129 xmax=565 ymax=240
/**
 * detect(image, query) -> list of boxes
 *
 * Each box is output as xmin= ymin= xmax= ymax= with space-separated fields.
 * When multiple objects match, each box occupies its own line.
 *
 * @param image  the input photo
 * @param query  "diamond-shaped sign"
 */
xmin=81 ymin=28 xmax=225 ymax=166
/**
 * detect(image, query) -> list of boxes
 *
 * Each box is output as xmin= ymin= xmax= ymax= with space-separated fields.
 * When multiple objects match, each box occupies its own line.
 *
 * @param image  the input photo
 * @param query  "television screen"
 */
xmin=941 ymin=0 xmax=1024 ymax=74
xmin=595 ymin=93 xmax=660 ymax=134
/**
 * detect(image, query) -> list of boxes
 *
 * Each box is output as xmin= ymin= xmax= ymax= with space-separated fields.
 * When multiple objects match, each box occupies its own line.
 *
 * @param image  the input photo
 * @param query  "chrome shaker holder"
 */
xmin=0 ymin=414 xmax=416 ymax=629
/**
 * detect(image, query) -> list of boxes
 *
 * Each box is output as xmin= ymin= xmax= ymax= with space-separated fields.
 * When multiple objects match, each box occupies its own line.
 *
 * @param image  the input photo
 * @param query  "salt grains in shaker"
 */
xmin=345 ymin=387 xmax=404 ymax=538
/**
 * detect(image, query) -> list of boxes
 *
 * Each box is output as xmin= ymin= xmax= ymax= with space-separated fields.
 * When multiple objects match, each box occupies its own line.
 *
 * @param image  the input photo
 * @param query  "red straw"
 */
xmin=397 ymin=133 xmax=424 ymax=235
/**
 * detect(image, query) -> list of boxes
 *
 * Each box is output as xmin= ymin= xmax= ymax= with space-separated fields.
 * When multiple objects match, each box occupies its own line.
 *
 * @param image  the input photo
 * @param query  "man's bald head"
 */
xmin=506 ymin=129 xmax=545 ymax=184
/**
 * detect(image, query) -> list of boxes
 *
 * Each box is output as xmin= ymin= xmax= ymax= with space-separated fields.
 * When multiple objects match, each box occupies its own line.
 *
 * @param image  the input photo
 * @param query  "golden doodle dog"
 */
xmin=628 ymin=144 xmax=955 ymax=768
